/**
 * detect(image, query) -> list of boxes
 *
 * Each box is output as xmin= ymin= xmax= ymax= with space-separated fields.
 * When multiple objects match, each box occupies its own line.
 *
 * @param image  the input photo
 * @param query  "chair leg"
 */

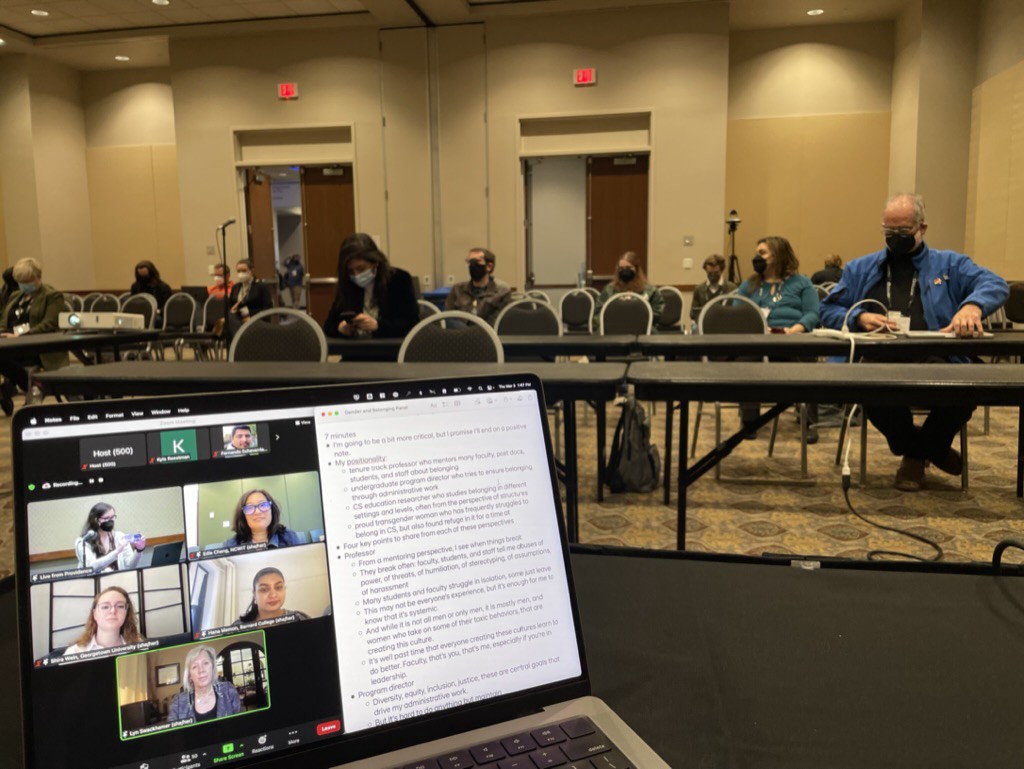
xmin=859 ymin=418 xmax=868 ymax=484
xmin=983 ymin=405 xmax=990 ymax=436
xmin=960 ymin=424 xmax=969 ymax=492
xmin=714 ymin=403 xmax=722 ymax=481
xmin=690 ymin=402 xmax=703 ymax=459
xmin=768 ymin=411 xmax=778 ymax=457
xmin=835 ymin=405 xmax=850 ymax=466
xmin=799 ymin=404 xmax=808 ymax=480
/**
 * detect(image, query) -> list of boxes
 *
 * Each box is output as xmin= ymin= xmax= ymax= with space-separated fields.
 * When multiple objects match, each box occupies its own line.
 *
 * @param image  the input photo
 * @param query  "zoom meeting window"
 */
xmin=18 ymin=380 xmax=580 ymax=769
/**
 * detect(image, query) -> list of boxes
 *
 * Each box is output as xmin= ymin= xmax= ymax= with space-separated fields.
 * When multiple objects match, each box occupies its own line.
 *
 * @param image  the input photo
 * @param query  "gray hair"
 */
xmin=885 ymin=193 xmax=926 ymax=226
xmin=12 ymin=258 xmax=42 ymax=283
xmin=182 ymin=644 xmax=217 ymax=694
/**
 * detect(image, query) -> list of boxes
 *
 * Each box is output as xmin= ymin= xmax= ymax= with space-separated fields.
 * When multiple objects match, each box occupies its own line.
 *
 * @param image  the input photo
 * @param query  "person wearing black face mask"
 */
xmin=130 ymin=259 xmax=173 ymax=323
xmin=445 ymin=248 xmax=512 ymax=325
xmin=593 ymin=251 xmax=665 ymax=324
xmin=820 ymin=193 xmax=1009 ymax=491
xmin=74 ymin=502 xmax=146 ymax=573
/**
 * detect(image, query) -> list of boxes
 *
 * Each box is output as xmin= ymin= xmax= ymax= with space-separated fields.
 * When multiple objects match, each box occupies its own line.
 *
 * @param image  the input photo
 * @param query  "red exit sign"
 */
xmin=574 ymin=68 xmax=597 ymax=87
xmin=278 ymin=82 xmax=299 ymax=100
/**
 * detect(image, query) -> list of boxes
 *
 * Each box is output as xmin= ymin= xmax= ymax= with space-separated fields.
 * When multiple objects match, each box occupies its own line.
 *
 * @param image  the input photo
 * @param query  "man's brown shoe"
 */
xmin=931 ymin=449 xmax=963 ymax=476
xmin=894 ymin=457 xmax=926 ymax=491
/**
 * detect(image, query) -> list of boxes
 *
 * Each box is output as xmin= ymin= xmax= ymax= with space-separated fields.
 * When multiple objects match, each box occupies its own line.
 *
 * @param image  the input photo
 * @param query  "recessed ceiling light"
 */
xmin=807 ymin=9 xmax=825 ymax=15
xmin=114 ymin=55 xmax=131 ymax=61
xmin=31 ymin=9 xmax=49 ymax=16
xmin=152 ymin=0 xmax=170 ymax=6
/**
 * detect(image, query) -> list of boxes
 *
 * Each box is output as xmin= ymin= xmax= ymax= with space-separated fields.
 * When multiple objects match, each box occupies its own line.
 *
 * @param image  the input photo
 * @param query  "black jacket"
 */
xmin=323 ymin=268 xmax=419 ymax=339
xmin=229 ymin=280 xmax=274 ymax=318
xmin=130 ymin=279 xmax=173 ymax=309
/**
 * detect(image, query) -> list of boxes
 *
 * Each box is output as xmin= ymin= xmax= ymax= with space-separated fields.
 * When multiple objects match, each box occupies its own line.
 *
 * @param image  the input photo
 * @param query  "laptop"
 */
xmin=13 ymin=375 xmax=668 ymax=769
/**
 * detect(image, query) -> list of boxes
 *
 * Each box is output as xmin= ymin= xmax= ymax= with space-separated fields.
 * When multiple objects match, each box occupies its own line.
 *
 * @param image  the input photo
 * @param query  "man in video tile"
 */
xmin=168 ymin=645 xmax=241 ymax=723
xmin=224 ymin=425 xmax=254 ymax=452
xmin=223 ymin=490 xmax=301 ymax=548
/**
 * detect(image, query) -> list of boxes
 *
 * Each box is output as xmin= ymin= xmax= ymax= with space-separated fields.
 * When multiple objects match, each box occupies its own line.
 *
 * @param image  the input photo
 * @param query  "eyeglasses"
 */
xmin=242 ymin=501 xmax=273 ymax=515
xmin=882 ymin=226 xmax=919 ymax=237
xmin=96 ymin=602 xmax=128 ymax=613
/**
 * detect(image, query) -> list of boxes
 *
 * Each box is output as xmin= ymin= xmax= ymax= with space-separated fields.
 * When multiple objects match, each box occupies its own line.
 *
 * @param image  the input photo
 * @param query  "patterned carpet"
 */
xmin=2 ymin=387 xmax=1023 ymax=581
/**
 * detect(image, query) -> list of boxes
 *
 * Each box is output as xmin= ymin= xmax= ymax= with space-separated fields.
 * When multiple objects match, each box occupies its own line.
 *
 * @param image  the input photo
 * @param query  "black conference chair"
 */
xmin=398 ymin=310 xmax=503 ymax=363
xmin=655 ymin=286 xmax=686 ymax=333
xmin=559 ymin=290 xmax=594 ymax=335
xmin=228 ymin=308 xmax=327 ymax=362
xmin=494 ymin=298 xmax=561 ymax=336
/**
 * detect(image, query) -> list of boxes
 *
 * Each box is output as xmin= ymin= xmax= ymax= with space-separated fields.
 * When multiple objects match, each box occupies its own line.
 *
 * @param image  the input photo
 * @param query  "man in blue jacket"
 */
xmin=820 ymin=193 xmax=1008 ymax=491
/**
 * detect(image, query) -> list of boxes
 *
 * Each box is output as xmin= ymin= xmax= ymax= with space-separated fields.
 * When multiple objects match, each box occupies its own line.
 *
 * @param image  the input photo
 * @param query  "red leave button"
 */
xmin=317 ymin=720 xmax=341 ymax=736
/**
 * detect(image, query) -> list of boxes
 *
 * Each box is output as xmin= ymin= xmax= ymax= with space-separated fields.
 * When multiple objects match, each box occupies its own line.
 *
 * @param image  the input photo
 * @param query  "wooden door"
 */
xmin=244 ymin=169 xmax=277 ymax=289
xmin=587 ymin=155 xmax=650 ymax=283
xmin=301 ymin=165 xmax=355 ymax=325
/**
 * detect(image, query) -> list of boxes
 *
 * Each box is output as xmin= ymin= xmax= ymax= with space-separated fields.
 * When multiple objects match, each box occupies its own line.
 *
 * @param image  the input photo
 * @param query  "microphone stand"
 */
xmin=219 ymin=221 xmax=235 ymax=356
xmin=726 ymin=212 xmax=741 ymax=285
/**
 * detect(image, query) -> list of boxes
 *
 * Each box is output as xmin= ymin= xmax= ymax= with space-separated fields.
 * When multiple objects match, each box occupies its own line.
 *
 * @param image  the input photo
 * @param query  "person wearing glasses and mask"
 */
xmin=593 ymin=251 xmax=665 ymax=324
xmin=64 ymin=586 xmax=145 ymax=655
xmin=324 ymin=233 xmax=419 ymax=339
xmin=445 ymin=248 xmax=512 ymax=325
xmin=74 ymin=502 xmax=147 ymax=573
xmin=223 ymin=489 xmax=301 ymax=548
xmin=820 ymin=193 xmax=1009 ymax=491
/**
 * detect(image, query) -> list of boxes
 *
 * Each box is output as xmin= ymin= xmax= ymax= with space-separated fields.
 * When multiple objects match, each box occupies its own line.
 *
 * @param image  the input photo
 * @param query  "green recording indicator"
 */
xmin=27 ymin=484 xmax=35 ymax=491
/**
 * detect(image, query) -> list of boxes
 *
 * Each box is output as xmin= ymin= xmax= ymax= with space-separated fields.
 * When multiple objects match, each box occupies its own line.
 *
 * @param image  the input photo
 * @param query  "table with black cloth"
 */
xmin=329 ymin=334 xmax=638 ymax=361
xmin=0 ymin=330 xmax=160 ymax=364
xmin=7 ymin=548 xmax=1024 ymax=769
xmin=638 ymin=330 xmax=1024 ymax=360
xmin=628 ymin=360 xmax=1024 ymax=549
xmin=33 ymin=360 xmax=627 ymax=542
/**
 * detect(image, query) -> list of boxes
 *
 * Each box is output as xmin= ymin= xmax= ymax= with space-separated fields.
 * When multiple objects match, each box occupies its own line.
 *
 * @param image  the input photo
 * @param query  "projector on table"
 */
xmin=59 ymin=312 xmax=146 ymax=331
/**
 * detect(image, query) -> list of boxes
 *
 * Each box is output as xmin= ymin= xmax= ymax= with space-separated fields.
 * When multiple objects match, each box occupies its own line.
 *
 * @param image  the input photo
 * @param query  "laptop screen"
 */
xmin=14 ymin=375 xmax=586 ymax=769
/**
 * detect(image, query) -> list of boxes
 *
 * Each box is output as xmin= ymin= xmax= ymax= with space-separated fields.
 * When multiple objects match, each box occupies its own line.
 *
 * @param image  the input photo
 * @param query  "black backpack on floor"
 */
xmin=606 ymin=395 xmax=661 ymax=493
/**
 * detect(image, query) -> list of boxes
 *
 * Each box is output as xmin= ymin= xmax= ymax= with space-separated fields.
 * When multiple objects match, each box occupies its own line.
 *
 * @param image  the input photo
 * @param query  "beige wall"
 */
xmin=27 ymin=57 xmax=96 ymax=290
xmin=889 ymin=1 xmax=922 ymax=193
xmin=485 ymin=4 xmax=730 ymax=288
xmin=727 ymin=22 xmax=893 ymax=267
xmin=729 ymin=22 xmax=894 ymax=119
xmin=83 ymin=68 xmax=176 ymax=148
xmin=0 ymin=56 xmax=45 ymax=271
xmin=170 ymin=29 xmax=388 ymax=285
xmin=976 ymin=0 xmax=1024 ymax=85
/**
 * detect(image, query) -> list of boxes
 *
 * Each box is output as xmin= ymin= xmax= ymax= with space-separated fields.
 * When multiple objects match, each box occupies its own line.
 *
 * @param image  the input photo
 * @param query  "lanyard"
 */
xmin=885 ymin=266 xmax=918 ymax=312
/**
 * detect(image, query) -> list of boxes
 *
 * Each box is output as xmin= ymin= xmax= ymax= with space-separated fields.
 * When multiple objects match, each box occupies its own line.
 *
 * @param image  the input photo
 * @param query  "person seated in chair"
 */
xmin=0 ymin=258 xmax=67 ymax=415
xmin=324 ymin=233 xmax=419 ymax=339
xmin=130 ymin=260 xmax=173 ymax=322
xmin=690 ymin=253 xmax=737 ymax=328
xmin=227 ymin=259 xmax=274 ymax=335
xmin=445 ymin=248 xmax=512 ymax=326
xmin=820 ymin=193 xmax=1008 ymax=491
xmin=593 ymin=251 xmax=665 ymax=325
xmin=208 ymin=263 xmax=233 ymax=299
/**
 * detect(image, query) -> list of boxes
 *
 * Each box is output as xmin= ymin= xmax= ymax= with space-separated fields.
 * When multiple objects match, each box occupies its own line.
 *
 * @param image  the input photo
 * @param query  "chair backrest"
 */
xmin=81 ymin=292 xmax=102 ymax=311
xmin=228 ymin=308 xmax=327 ymax=362
xmin=65 ymin=294 xmax=84 ymax=312
xmin=398 ymin=310 xmax=505 ymax=362
xmin=494 ymin=298 xmax=561 ymax=336
xmin=163 ymin=292 xmax=198 ymax=332
xmin=656 ymin=286 xmax=685 ymax=330
xmin=559 ymin=290 xmax=594 ymax=334
xmin=1005 ymin=282 xmax=1024 ymax=324
xmin=599 ymin=292 xmax=653 ymax=335
xmin=697 ymin=293 xmax=767 ymax=335
xmin=117 ymin=291 xmax=131 ymax=304
xmin=417 ymin=299 xmax=440 ymax=320
xmin=582 ymin=287 xmax=601 ymax=302
xmin=91 ymin=293 xmax=121 ymax=313
xmin=121 ymin=293 xmax=157 ymax=328
xmin=202 ymin=295 xmax=227 ymax=331
xmin=815 ymin=285 xmax=829 ymax=302
xmin=525 ymin=289 xmax=551 ymax=303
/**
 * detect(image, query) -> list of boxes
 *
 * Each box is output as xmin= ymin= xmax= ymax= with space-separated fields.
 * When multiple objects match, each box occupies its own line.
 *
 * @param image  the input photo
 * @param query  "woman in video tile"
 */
xmin=74 ymin=502 xmax=147 ymax=573
xmin=223 ymin=490 xmax=301 ymax=548
xmin=63 ymin=586 xmax=145 ymax=654
xmin=168 ymin=645 xmax=241 ymax=722
xmin=233 ymin=567 xmax=311 ymax=626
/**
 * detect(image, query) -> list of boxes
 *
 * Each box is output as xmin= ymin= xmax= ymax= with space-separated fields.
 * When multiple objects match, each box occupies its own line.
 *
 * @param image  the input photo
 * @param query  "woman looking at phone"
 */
xmin=323 ymin=233 xmax=418 ymax=339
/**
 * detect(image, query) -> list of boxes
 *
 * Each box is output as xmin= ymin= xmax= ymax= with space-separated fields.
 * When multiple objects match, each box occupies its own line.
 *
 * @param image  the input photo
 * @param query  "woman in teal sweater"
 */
xmin=736 ymin=236 xmax=820 ymax=441
xmin=737 ymin=236 xmax=819 ymax=333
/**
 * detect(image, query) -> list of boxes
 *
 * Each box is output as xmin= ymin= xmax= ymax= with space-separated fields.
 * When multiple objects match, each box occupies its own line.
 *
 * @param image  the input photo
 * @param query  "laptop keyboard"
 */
xmin=396 ymin=716 xmax=633 ymax=769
